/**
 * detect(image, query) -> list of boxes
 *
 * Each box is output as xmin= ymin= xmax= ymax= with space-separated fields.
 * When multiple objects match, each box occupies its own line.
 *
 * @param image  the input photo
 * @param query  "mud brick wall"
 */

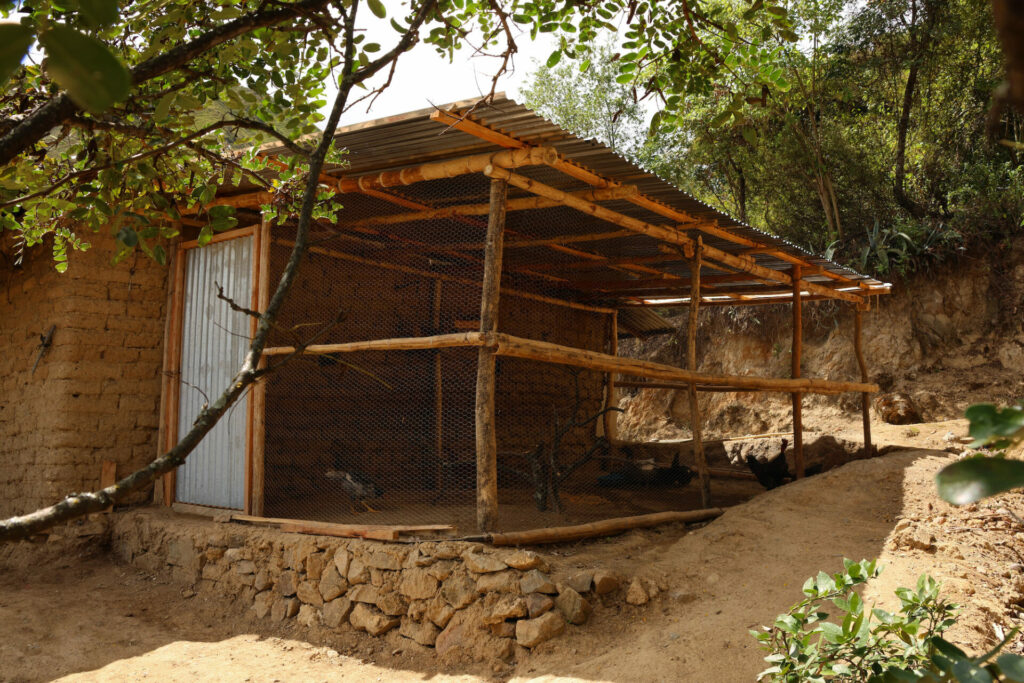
xmin=0 ymin=232 xmax=168 ymax=517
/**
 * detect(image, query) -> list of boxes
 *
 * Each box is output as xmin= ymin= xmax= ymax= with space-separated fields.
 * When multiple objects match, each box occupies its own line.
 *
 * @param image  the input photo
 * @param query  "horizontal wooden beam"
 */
xmin=263 ymin=331 xmax=486 ymax=356
xmin=490 ymin=333 xmax=879 ymax=394
xmin=483 ymin=164 xmax=865 ymax=305
xmin=503 ymin=229 xmax=638 ymax=249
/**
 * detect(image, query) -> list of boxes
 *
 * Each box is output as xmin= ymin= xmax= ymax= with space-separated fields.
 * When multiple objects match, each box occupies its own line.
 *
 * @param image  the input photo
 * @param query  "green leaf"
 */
xmin=546 ymin=50 xmax=562 ymax=68
xmin=154 ymin=92 xmax=175 ymax=122
xmin=818 ymin=622 xmax=844 ymax=644
xmin=935 ymin=457 xmax=1024 ymax=505
xmin=116 ymin=226 xmax=138 ymax=247
xmin=950 ymin=658 xmax=994 ymax=683
xmin=79 ymin=0 xmax=120 ymax=27
xmin=367 ymin=0 xmax=387 ymax=19
xmin=39 ymin=25 xmax=130 ymax=114
xmin=0 ymin=23 xmax=34 ymax=86
xmin=996 ymin=653 xmax=1024 ymax=681
xmin=152 ymin=244 xmax=167 ymax=266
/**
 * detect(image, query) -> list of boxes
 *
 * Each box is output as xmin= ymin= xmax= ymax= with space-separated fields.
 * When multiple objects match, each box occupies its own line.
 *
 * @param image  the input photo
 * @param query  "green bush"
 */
xmin=754 ymin=560 xmax=1024 ymax=682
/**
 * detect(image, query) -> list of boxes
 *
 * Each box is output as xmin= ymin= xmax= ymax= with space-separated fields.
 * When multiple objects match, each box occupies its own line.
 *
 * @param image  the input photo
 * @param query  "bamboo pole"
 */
xmin=688 ymin=238 xmax=711 ymax=506
xmin=482 ymin=164 xmax=866 ymax=306
xmin=262 ymin=331 xmax=486 ymax=356
xmin=854 ymin=306 xmax=873 ymax=456
xmin=485 ymin=508 xmax=725 ymax=545
xmin=603 ymin=310 xmax=619 ymax=442
xmin=791 ymin=266 xmax=805 ymax=478
xmin=490 ymin=333 xmax=879 ymax=395
xmin=251 ymin=216 xmax=272 ymax=516
xmin=434 ymin=280 xmax=445 ymax=493
xmin=475 ymin=178 xmax=507 ymax=532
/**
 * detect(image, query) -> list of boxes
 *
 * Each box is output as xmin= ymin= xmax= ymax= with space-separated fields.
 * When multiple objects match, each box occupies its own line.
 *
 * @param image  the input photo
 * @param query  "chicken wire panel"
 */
xmin=263 ymin=346 xmax=478 ymax=527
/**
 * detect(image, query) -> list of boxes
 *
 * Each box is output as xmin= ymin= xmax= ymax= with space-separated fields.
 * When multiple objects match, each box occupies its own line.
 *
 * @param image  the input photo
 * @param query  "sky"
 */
xmin=335 ymin=14 xmax=560 ymax=126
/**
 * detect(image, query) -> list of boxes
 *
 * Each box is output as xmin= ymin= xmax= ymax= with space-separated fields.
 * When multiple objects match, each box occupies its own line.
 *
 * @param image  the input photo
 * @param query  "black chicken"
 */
xmin=326 ymin=441 xmax=382 ymax=513
xmin=597 ymin=453 xmax=694 ymax=488
xmin=746 ymin=438 xmax=792 ymax=490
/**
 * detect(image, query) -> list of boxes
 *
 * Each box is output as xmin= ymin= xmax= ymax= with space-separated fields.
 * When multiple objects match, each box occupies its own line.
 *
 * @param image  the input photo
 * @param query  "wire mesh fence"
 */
xmin=256 ymin=169 xmax=736 ymax=532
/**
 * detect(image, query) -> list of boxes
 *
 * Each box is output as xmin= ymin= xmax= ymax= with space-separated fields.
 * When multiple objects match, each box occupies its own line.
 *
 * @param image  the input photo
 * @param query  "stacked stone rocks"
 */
xmin=113 ymin=512 xmax=639 ymax=660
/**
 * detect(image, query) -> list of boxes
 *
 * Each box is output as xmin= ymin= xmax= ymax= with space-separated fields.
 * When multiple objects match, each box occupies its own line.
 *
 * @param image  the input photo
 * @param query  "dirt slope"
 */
xmin=6 ymin=420 xmax=1019 ymax=683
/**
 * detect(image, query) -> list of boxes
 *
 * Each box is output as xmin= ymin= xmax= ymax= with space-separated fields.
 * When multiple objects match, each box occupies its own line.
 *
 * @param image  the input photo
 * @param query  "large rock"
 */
xmin=253 ymin=570 xmax=272 ymax=592
xmin=427 ymin=595 xmax=455 ymax=628
xmin=318 ymin=565 xmax=348 ymax=602
xmin=875 ymin=392 xmax=922 ymax=425
xmin=476 ymin=570 xmax=518 ymax=594
xmin=297 ymin=604 xmax=321 ymax=627
xmin=333 ymin=547 xmax=351 ymax=577
xmin=347 ymin=557 xmax=369 ymax=585
xmin=515 ymin=611 xmax=565 ymax=648
xmin=483 ymin=595 xmax=526 ymax=624
xmin=564 ymin=571 xmax=593 ymax=594
xmin=350 ymin=603 xmax=399 ymax=636
xmin=463 ymin=552 xmax=507 ymax=574
xmin=253 ymin=590 xmax=275 ymax=619
xmin=520 ymin=570 xmax=557 ymax=595
xmin=625 ymin=578 xmax=649 ymax=605
xmin=277 ymin=570 xmax=298 ymax=597
xmin=296 ymin=580 xmax=324 ymax=607
xmin=166 ymin=537 xmax=197 ymax=569
xmin=323 ymin=597 xmax=353 ymax=628
xmin=306 ymin=552 xmax=327 ymax=581
xmin=503 ymin=550 xmax=545 ymax=571
xmin=442 ymin=573 xmax=477 ymax=609
xmin=365 ymin=549 xmax=406 ymax=570
xmin=377 ymin=592 xmax=408 ymax=617
xmin=400 ymin=568 xmax=439 ymax=600
xmin=400 ymin=618 xmax=440 ymax=646
xmin=525 ymin=593 xmax=554 ymax=618
xmin=347 ymin=584 xmax=379 ymax=604
xmin=555 ymin=587 xmax=591 ymax=625
xmin=593 ymin=570 xmax=620 ymax=595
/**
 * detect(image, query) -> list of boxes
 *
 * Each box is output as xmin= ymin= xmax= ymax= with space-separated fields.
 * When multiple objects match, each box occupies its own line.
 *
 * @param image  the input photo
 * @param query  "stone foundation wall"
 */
xmin=111 ymin=509 xmax=658 ymax=662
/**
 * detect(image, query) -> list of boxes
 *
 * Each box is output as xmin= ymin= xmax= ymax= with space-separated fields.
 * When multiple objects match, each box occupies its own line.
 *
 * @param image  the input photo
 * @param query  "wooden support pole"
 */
xmin=434 ymin=280 xmax=445 ymax=493
xmin=485 ymin=508 xmax=725 ymax=546
xmin=791 ymin=266 xmax=805 ymax=478
xmin=688 ymin=238 xmax=711 ymax=506
xmin=262 ymin=331 xmax=487 ymax=356
xmin=475 ymin=178 xmax=508 ymax=532
xmin=603 ymin=311 xmax=619 ymax=443
xmin=250 ymin=216 xmax=272 ymax=516
xmin=162 ymin=244 xmax=187 ymax=506
xmin=854 ymin=307 xmax=874 ymax=456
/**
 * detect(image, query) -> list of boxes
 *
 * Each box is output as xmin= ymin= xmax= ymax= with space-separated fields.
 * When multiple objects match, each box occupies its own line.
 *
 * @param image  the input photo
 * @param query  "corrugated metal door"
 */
xmin=176 ymin=236 xmax=253 ymax=509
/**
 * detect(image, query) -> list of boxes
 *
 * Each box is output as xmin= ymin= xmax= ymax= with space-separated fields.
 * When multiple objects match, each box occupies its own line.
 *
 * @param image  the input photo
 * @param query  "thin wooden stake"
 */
xmin=250 ymin=216 xmax=272 ymax=516
xmin=603 ymin=310 xmax=619 ymax=443
xmin=688 ymin=237 xmax=711 ymax=507
xmin=792 ymin=265 xmax=805 ymax=478
xmin=434 ymin=280 xmax=444 ymax=493
xmin=854 ymin=306 xmax=873 ymax=456
xmin=475 ymin=178 xmax=507 ymax=532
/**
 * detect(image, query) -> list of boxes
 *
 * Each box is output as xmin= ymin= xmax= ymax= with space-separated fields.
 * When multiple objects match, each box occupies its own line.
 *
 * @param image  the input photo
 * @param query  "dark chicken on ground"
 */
xmin=326 ymin=441 xmax=382 ymax=513
xmin=597 ymin=452 xmax=695 ymax=488
xmin=746 ymin=438 xmax=792 ymax=490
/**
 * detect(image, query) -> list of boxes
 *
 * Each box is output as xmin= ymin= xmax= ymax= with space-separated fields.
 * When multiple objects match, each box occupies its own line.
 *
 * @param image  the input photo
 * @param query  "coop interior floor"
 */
xmin=264 ymin=478 xmax=765 ymax=532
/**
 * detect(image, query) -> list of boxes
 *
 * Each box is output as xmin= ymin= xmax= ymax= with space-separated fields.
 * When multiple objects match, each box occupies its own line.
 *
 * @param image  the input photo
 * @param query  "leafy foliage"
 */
xmin=935 ymin=403 xmax=1024 ymax=505
xmin=755 ymin=560 xmax=1024 ymax=682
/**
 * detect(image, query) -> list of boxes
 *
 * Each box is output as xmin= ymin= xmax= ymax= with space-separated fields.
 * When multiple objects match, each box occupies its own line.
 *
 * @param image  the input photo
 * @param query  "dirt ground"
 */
xmin=4 ymin=417 xmax=1024 ymax=682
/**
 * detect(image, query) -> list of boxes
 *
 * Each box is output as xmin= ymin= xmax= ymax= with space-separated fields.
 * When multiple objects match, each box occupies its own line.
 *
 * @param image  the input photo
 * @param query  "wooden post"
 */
xmin=434 ymin=280 xmax=445 ymax=493
xmin=791 ymin=266 xmax=805 ymax=478
xmin=475 ymin=178 xmax=507 ymax=532
xmin=162 ymin=244 xmax=187 ymax=506
xmin=854 ymin=306 xmax=873 ymax=456
xmin=687 ymin=238 xmax=711 ymax=507
xmin=250 ymin=216 xmax=272 ymax=516
xmin=603 ymin=311 xmax=619 ymax=443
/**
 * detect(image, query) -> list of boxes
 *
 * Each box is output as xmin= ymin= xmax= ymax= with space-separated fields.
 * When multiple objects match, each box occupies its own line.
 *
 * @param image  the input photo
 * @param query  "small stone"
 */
xmin=323 ymin=597 xmax=353 ymax=628
xmin=347 ymin=558 xmax=369 ymax=585
xmin=520 ymin=570 xmax=557 ymax=595
xmin=525 ymin=593 xmax=554 ymax=618
xmin=366 ymin=549 xmax=406 ymax=570
xmin=593 ymin=570 xmax=620 ymax=595
xmin=235 ymin=560 xmax=257 ymax=575
xmin=564 ymin=571 xmax=593 ymax=594
xmin=626 ymin=578 xmax=649 ymax=606
xmin=400 ymin=568 xmax=440 ymax=601
xmin=426 ymin=595 xmax=455 ymax=628
xmin=283 ymin=597 xmax=301 ymax=618
xmin=334 ymin=547 xmax=352 ymax=577
xmin=297 ymin=581 xmax=324 ymax=607
xmin=277 ymin=570 xmax=298 ymax=597
xmin=488 ymin=622 xmax=516 ymax=638
xmin=483 ymin=595 xmax=527 ymax=624
xmin=516 ymin=611 xmax=565 ymax=648
xmin=503 ymin=550 xmax=544 ymax=571
xmin=306 ymin=552 xmax=327 ymax=581
xmin=906 ymin=529 xmax=936 ymax=552
xmin=270 ymin=598 xmax=288 ymax=622
xmin=224 ymin=547 xmax=245 ymax=563
xmin=463 ymin=552 xmax=507 ymax=574
xmin=378 ymin=592 xmax=408 ymax=617
xmin=400 ymin=618 xmax=440 ymax=646
xmin=555 ymin=587 xmax=591 ymax=625
xmin=426 ymin=561 xmax=455 ymax=582
xmin=477 ymin=570 xmax=519 ymax=594
xmin=253 ymin=591 xmax=275 ymax=619
xmin=350 ymin=603 xmax=400 ymax=636
xmin=442 ymin=573 xmax=477 ymax=609
xmin=348 ymin=584 xmax=380 ymax=604
xmin=319 ymin=565 xmax=348 ymax=602
xmin=253 ymin=570 xmax=272 ymax=592
xmin=297 ymin=604 xmax=321 ymax=627
xmin=435 ymin=619 xmax=473 ymax=656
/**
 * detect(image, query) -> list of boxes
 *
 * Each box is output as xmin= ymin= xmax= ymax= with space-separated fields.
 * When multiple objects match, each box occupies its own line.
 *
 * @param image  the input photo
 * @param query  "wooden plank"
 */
xmin=229 ymin=514 xmax=454 ymax=540
xmin=251 ymin=216 xmax=272 ymax=517
xmin=178 ymin=224 xmax=257 ymax=249
xmin=154 ymin=233 xmax=179 ymax=505
xmin=792 ymin=266 xmax=805 ymax=478
xmin=855 ymin=307 xmax=874 ymax=456
xmin=100 ymin=461 xmax=117 ymax=488
xmin=163 ymin=244 xmax=188 ymax=506
xmin=490 ymin=333 xmax=880 ymax=395
xmin=483 ymin=164 xmax=866 ymax=305
xmin=687 ymin=238 xmax=711 ymax=507
xmin=262 ymin=331 xmax=486 ymax=356
xmin=430 ymin=108 xmax=530 ymax=148
xmin=475 ymin=178 xmax=507 ymax=533
xmin=503 ymin=229 xmax=637 ymax=249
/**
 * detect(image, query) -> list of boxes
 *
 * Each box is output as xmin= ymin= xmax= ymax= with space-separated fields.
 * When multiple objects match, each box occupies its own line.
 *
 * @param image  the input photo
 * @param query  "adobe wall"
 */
xmin=0 ymin=232 xmax=168 ymax=518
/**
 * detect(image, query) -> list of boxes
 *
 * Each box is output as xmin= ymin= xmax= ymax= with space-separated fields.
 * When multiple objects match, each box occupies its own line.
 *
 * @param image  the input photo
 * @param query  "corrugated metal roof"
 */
xmin=255 ymin=94 xmax=890 ymax=305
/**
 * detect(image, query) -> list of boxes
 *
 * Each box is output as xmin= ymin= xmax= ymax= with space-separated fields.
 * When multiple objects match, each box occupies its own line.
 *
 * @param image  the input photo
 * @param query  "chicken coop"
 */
xmin=157 ymin=96 xmax=891 ymax=535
